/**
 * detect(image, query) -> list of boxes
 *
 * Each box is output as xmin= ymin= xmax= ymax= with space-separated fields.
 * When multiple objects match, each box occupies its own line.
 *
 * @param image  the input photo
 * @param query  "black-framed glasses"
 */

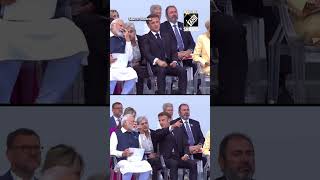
xmin=10 ymin=145 xmax=44 ymax=153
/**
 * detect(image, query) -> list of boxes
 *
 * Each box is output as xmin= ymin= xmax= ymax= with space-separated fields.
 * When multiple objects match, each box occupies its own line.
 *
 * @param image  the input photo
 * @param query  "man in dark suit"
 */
xmin=0 ymin=128 xmax=41 ymax=180
xmin=143 ymin=14 xmax=187 ymax=94
xmin=216 ymin=133 xmax=255 ymax=180
xmin=110 ymin=102 xmax=123 ymax=129
xmin=157 ymin=112 xmax=198 ymax=180
xmin=137 ymin=115 xmax=182 ymax=180
xmin=170 ymin=103 xmax=206 ymax=165
xmin=160 ymin=5 xmax=197 ymax=77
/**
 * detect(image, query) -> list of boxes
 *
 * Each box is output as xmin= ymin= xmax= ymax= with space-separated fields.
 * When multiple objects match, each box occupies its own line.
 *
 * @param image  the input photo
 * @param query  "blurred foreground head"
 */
xmin=41 ymin=144 xmax=84 ymax=180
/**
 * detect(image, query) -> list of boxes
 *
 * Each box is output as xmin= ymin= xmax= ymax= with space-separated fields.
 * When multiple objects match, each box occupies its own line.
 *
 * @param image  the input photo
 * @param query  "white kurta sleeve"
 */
xmin=110 ymin=132 xmax=124 ymax=158
xmin=125 ymin=41 xmax=133 ymax=62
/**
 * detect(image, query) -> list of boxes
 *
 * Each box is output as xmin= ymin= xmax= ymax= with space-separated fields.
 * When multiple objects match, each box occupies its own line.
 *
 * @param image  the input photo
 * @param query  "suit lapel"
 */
xmin=149 ymin=32 xmax=162 ymax=50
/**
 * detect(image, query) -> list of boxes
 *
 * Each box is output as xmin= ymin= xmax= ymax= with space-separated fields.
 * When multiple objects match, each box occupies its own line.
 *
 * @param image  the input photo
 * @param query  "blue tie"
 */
xmin=173 ymin=24 xmax=184 ymax=51
xmin=184 ymin=121 xmax=195 ymax=145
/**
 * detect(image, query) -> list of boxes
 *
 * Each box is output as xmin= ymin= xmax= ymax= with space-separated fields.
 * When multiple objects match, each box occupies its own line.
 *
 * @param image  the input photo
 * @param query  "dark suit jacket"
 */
xmin=160 ymin=21 xmax=195 ymax=52
xmin=158 ymin=127 xmax=190 ymax=160
xmin=143 ymin=31 xmax=179 ymax=66
xmin=0 ymin=171 xmax=38 ymax=180
xmin=0 ymin=0 xmax=71 ymax=19
xmin=109 ymin=116 xmax=117 ymax=129
xmin=136 ymin=35 xmax=147 ymax=66
xmin=171 ymin=118 xmax=205 ymax=159
xmin=149 ymin=127 xmax=171 ymax=153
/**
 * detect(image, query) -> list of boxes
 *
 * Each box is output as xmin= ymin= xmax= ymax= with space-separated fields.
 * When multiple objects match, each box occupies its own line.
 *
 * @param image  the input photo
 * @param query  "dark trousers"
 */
xmin=164 ymin=158 xmax=197 ymax=180
xmin=133 ymin=65 xmax=149 ymax=94
xmin=212 ymin=12 xmax=248 ymax=104
xmin=73 ymin=13 xmax=107 ymax=104
xmin=182 ymin=59 xmax=197 ymax=76
xmin=153 ymin=65 xmax=187 ymax=94
xmin=147 ymin=158 xmax=163 ymax=180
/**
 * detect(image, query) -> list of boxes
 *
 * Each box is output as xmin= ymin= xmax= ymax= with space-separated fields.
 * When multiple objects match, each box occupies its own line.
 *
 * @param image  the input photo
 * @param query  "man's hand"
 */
xmin=178 ymin=52 xmax=186 ymax=59
xmin=110 ymin=54 xmax=117 ymax=64
xmin=170 ymin=61 xmax=177 ymax=68
xmin=184 ymin=50 xmax=192 ymax=58
xmin=157 ymin=59 xmax=168 ymax=67
xmin=123 ymin=29 xmax=130 ymax=42
xmin=172 ymin=120 xmax=183 ymax=128
xmin=0 ymin=0 xmax=15 ymax=5
xmin=181 ymin=154 xmax=189 ymax=161
xmin=189 ymin=145 xmax=202 ymax=154
xmin=148 ymin=153 xmax=158 ymax=159
xmin=122 ymin=148 xmax=133 ymax=157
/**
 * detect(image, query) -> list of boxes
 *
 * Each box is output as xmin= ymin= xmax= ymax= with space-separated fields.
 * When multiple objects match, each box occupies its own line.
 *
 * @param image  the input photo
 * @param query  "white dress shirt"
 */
xmin=112 ymin=115 xmax=121 ymax=126
xmin=139 ymin=130 xmax=154 ymax=153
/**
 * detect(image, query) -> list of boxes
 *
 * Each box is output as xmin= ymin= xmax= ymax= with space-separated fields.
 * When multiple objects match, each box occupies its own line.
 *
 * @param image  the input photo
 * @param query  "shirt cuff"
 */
xmin=169 ymin=125 xmax=173 ymax=131
xmin=153 ymin=58 xmax=159 ymax=65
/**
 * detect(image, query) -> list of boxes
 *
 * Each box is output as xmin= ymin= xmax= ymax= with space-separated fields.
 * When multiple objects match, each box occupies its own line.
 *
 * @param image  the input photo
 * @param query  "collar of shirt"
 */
xmin=11 ymin=170 xmax=35 ymax=180
xmin=110 ymin=31 xmax=115 ymax=37
xmin=151 ymin=31 xmax=161 ymax=38
xmin=169 ymin=21 xmax=178 ymax=28
xmin=181 ymin=118 xmax=190 ymax=124
xmin=121 ymin=127 xmax=128 ymax=133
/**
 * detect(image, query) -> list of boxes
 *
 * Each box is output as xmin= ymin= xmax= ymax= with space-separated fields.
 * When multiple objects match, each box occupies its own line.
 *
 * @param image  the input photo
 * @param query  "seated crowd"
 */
xmin=109 ymin=102 xmax=211 ymax=180
xmin=109 ymin=5 xmax=211 ymax=95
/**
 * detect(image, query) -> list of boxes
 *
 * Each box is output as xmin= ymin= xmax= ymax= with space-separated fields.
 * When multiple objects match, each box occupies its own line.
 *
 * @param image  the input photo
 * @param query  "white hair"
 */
xmin=150 ymin=4 xmax=162 ymax=14
xmin=121 ymin=114 xmax=134 ymax=127
xmin=162 ymin=103 xmax=173 ymax=111
xmin=110 ymin=18 xmax=124 ymax=29
xmin=124 ymin=22 xmax=136 ymax=32
xmin=136 ymin=116 xmax=148 ymax=125
xmin=40 ymin=166 xmax=76 ymax=180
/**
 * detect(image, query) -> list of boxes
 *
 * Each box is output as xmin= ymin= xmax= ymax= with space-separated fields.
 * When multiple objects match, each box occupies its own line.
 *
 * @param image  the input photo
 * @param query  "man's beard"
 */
xmin=116 ymin=30 xmax=124 ymax=37
xmin=224 ymin=168 xmax=253 ymax=180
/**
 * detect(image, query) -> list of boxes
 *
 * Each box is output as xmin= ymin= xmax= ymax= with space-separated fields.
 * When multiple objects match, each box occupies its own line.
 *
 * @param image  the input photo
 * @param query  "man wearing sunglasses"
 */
xmin=0 ymin=128 xmax=42 ymax=180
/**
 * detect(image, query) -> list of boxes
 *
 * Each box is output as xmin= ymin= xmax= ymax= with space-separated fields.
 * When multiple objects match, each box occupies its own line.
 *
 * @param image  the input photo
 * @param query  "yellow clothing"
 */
xmin=288 ymin=0 xmax=320 ymax=44
xmin=193 ymin=32 xmax=210 ymax=75
xmin=203 ymin=130 xmax=210 ymax=156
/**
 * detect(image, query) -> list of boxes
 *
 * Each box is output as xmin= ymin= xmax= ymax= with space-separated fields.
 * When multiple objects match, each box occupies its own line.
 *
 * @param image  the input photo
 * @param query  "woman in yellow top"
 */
xmin=193 ymin=19 xmax=211 ymax=76
xmin=288 ymin=0 xmax=320 ymax=45
xmin=202 ymin=130 xmax=210 ymax=156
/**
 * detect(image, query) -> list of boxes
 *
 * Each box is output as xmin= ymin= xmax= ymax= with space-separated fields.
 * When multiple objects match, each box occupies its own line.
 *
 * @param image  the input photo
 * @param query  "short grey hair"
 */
xmin=136 ymin=116 xmax=148 ymax=125
xmin=150 ymin=4 xmax=162 ymax=14
xmin=124 ymin=22 xmax=136 ymax=32
xmin=205 ymin=19 xmax=210 ymax=30
xmin=162 ymin=103 xmax=173 ymax=111
xmin=121 ymin=114 xmax=134 ymax=127
xmin=110 ymin=18 xmax=124 ymax=29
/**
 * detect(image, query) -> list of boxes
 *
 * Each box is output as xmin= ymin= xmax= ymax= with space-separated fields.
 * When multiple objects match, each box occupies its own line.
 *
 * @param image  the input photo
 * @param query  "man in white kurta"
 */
xmin=110 ymin=114 xmax=152 ymax=180
xmin=110 ymin=19 xmax=138 ymax=94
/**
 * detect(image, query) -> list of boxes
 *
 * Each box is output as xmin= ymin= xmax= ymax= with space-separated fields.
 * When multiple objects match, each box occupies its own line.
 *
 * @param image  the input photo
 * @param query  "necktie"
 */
xmin=184 ymin=121 xmax=195 ymax=145
xmin=117 ymin=118 xmax=122 ymax=129
xmin=173 ymin=25 xmax=184 ymax=51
